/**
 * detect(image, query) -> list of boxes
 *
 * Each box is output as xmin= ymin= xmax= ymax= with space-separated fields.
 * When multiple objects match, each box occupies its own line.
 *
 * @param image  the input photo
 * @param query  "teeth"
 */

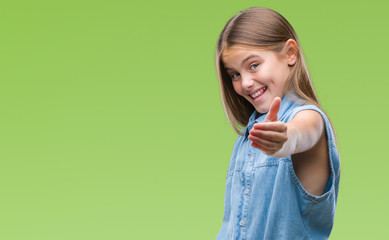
xmin=251 ymin=88 xmax=266 ymax=98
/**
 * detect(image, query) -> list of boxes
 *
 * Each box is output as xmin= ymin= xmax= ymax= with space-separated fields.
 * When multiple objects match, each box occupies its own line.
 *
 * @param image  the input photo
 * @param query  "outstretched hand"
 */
xmin=248 ymin=97 xmax=288 ymax=156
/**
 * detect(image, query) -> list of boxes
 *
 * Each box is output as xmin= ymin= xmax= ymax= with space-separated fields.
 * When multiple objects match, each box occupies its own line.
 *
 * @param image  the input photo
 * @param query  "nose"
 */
xmin=241 ymin=73 xmax=255 ymax=90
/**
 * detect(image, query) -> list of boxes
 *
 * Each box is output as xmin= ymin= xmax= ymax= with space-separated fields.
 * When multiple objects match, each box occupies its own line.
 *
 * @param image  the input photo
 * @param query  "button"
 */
xmin=239 ymin=220 xmax=244 ymax=226
xmin=249 ymin=155 xmax=254 ymax=163
xmin=244 ymin=188 xmax=249 ymax=195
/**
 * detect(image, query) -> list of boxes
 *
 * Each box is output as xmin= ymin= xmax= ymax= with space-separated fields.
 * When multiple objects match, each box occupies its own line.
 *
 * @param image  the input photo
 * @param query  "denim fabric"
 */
xmin=216 ymin=93 xmax=340 ymax=240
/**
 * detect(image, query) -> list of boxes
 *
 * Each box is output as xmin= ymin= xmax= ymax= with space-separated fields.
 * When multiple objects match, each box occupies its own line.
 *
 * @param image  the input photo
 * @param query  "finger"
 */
xmin=252 ymin=122 xmax=287 ymax=132
xmin=264 ymin=97 xmax=281 ymax=122
xmin=251 ymin=142 xmax=275 ymax=155
xmin=251 ymin=141 xmax=269 ymax=151
xmin=249 ymin=129 xmax=288 ymax=143
xmin=248 ymin=134 xmax=280 ymax=150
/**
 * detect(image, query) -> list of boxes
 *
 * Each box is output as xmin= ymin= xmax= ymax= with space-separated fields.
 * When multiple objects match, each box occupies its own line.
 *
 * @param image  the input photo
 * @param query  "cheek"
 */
xmin=261 ymin=67 xmax=286 ymax=86
xmin=273 ymin=64 xmax=290 ymax=83
xmin=257 ymin=66 xmax=274 ymax=80
xmin=276 ymin=68 xmax=290 ymax=87
xmin=232 ymin=82 xmax=242 ymax=95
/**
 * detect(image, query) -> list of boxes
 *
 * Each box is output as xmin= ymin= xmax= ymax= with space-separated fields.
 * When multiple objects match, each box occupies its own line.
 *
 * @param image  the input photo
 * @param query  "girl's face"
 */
xmin=222 ymin=44 xmax=296 ymax=113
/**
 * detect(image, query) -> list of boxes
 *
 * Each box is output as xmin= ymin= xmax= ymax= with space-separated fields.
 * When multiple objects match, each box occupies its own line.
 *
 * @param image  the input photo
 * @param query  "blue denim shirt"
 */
xmin=216 ymin=94 xmax=340 ymax=240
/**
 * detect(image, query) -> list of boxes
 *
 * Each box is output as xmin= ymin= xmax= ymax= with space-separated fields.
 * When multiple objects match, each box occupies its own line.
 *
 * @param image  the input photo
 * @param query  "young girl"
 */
xmin=215 ymin=7 xmax=340 ymax=240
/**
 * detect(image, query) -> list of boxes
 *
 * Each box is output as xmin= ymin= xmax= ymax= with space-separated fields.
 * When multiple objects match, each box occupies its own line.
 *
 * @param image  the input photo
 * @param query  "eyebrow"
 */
xmin=224 ymin=54 xmax=260 ymax=70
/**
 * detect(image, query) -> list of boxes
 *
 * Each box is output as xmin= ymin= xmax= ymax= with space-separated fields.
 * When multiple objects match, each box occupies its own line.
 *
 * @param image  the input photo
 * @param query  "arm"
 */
xmin=275 ymin=109 xmax=324 ymax=157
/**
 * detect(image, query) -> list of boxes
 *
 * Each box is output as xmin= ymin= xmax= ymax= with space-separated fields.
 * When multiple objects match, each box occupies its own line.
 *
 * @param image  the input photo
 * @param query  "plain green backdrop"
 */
xmin=0 ymin=0 xmax=388 ymax=239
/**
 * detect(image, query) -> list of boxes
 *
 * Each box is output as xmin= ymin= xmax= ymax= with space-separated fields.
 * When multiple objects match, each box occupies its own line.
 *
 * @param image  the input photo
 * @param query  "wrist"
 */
xmin=272 ymin=124 xmax=298 ymax=158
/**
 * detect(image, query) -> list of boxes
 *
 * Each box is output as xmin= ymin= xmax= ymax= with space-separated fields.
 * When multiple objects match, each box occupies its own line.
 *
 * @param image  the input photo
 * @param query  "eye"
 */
xmin=250 ymin=63 xmax=259 ymax=70
xmin=230 ymin=72 xmax=240 ymax=80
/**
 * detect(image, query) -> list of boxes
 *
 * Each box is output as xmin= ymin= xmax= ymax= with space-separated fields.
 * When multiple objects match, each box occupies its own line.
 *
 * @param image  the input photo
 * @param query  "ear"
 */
xmin=284 ymin=39 xmax=298 ymax=66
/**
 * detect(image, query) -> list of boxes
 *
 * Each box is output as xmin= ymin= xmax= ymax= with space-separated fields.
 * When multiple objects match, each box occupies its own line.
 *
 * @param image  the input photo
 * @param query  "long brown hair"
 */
xmin=215 ymin=7 xmax=330 ymax=136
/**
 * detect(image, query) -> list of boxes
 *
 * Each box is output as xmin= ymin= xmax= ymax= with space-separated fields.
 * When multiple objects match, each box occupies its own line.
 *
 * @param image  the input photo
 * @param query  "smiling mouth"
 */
xmin=250 ymin=86 xmax=267 ymax=100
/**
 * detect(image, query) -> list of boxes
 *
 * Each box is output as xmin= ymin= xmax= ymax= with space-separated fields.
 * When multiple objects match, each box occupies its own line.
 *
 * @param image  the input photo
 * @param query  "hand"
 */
xmin=248 ymin=97 xmax=288 ymax=156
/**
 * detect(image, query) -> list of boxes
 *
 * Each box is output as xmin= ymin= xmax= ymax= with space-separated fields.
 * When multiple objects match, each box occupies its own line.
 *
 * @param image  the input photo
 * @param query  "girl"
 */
xmin=215 ymin=7 xmax=340 ymax=240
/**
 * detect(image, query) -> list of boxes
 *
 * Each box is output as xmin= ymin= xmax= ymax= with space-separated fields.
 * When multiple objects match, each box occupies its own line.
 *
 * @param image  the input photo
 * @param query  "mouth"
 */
xmin=249 ymin=86 xmax=267 ymax=102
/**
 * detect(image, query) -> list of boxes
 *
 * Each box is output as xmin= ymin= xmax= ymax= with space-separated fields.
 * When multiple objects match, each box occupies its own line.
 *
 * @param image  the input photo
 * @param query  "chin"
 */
xmin=251 ymin=98 xmax=271 ymax=114
xmin=255 ymin=106 xmax=268 ymax=114
xmin=253 ymin=101 xmax=270 ymax=113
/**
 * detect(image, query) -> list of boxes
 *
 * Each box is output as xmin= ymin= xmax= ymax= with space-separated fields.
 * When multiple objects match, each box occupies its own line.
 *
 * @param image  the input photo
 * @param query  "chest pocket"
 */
xmin=253 ymin=150 xmax=285 ymax=169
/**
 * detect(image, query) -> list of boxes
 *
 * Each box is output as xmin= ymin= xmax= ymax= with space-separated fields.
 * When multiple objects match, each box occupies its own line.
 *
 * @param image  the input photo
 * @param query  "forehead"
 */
xmin=222 ymin=45 xmax=259 ymax=59
xmin=221 ymin=45 xmax=274 ymax=68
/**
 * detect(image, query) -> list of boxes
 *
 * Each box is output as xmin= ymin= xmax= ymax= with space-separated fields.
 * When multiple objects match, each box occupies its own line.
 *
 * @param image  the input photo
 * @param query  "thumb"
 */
xmin=264 ymin=97 xmax=281 ymax=122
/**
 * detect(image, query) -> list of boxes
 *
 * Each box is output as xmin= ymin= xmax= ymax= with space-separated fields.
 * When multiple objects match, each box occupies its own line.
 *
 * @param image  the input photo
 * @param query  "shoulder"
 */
xmin=289 ymin=109 xmax=324 ymax=135
xmin=283 ymin=102 xmax=326 ymax=136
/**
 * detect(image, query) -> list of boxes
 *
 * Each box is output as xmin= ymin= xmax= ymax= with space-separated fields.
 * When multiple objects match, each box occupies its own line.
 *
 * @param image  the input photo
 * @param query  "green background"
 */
xmin=0 ymin=0 xmax=387 ymax=239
